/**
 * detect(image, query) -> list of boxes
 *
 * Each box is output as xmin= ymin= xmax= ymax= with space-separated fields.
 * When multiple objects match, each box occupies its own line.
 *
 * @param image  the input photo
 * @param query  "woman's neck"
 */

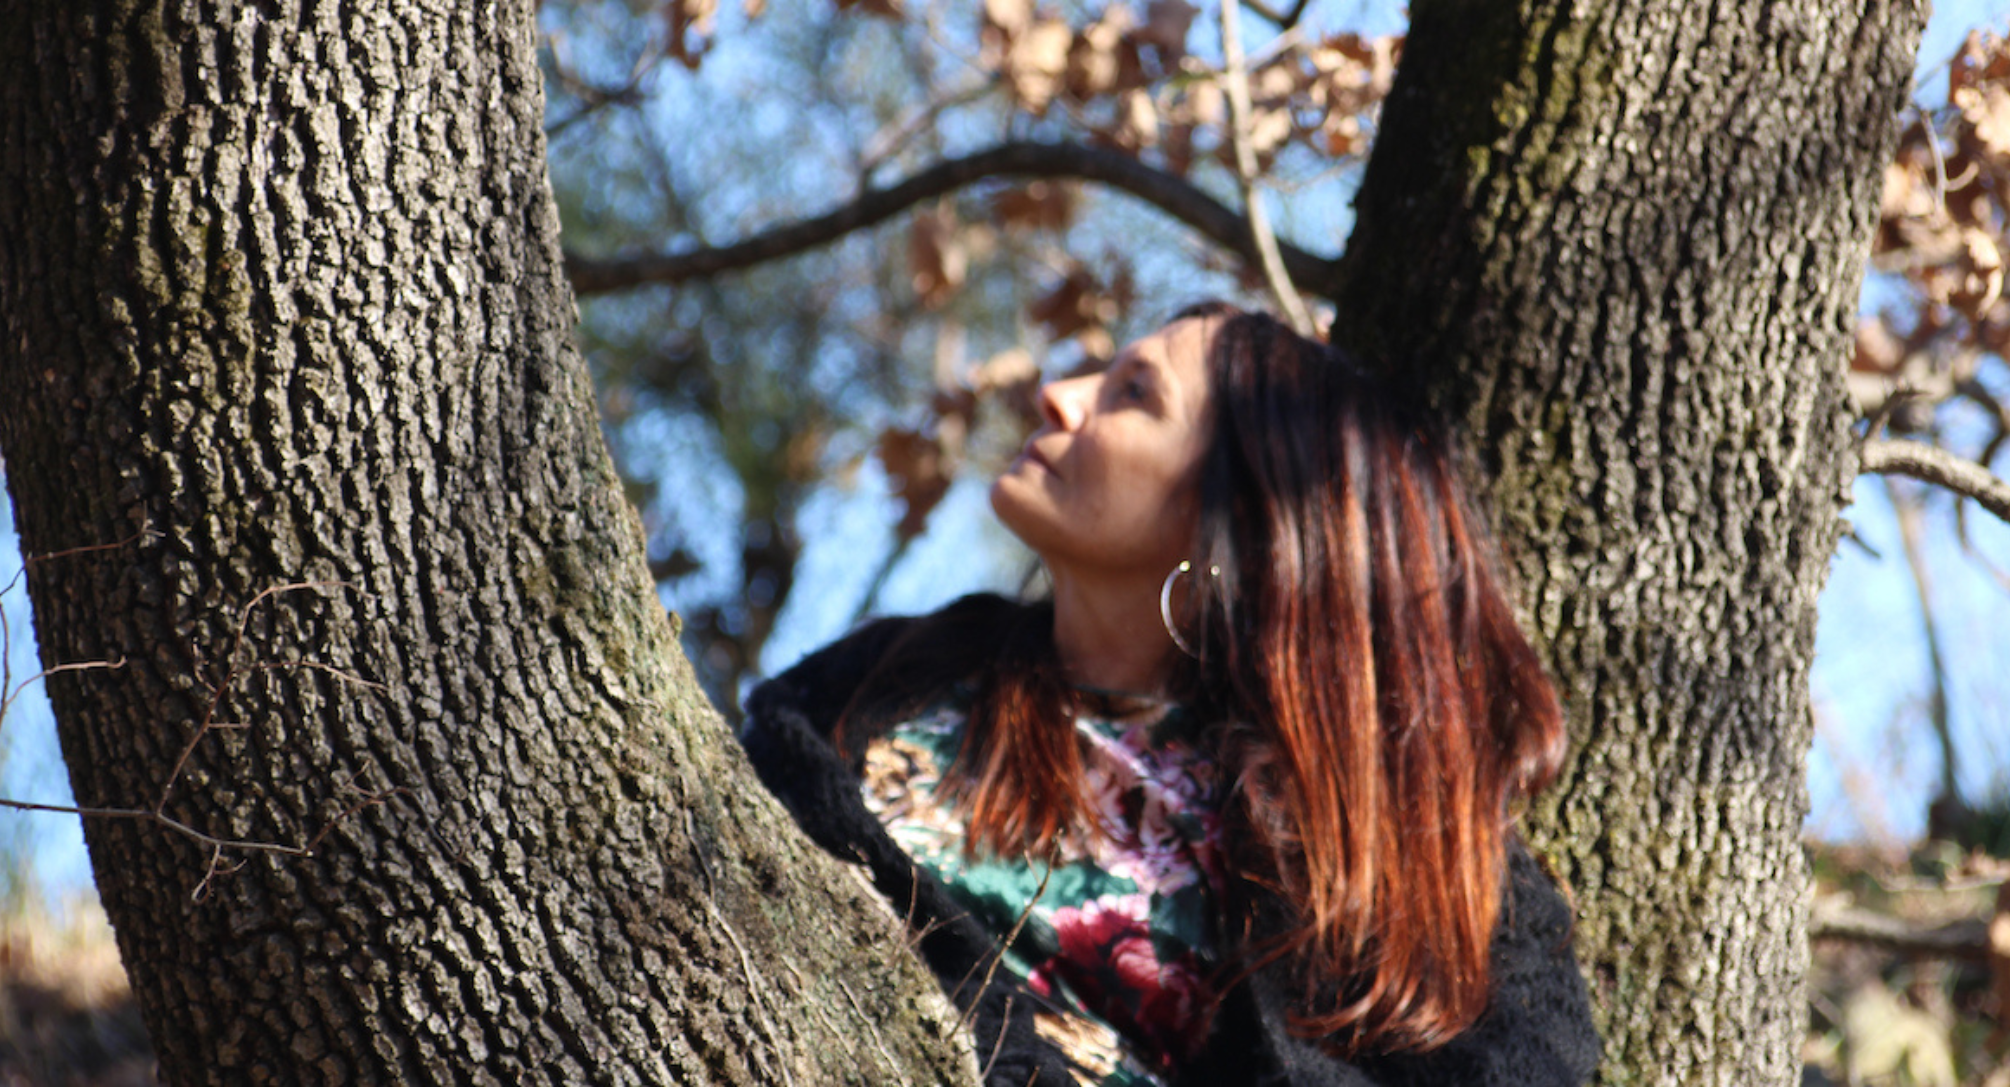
xmin=1047 ymin=565 xmax=1178 ymax=697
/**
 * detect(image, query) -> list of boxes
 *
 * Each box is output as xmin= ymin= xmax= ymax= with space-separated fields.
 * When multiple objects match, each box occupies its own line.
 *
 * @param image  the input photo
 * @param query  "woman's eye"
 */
xmin=1119 ymin=377 xmax=1147 ymax=402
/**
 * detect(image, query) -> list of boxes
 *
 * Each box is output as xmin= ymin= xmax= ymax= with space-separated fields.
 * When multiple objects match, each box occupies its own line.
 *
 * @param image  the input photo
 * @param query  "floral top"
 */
xmin=859 ymin=690 xmax=1227 ymax=1086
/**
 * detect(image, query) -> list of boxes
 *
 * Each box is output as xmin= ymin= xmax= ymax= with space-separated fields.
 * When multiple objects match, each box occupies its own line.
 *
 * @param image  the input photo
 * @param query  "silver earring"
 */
xmin=1159 ymin=559 xmax=1220 ymax=659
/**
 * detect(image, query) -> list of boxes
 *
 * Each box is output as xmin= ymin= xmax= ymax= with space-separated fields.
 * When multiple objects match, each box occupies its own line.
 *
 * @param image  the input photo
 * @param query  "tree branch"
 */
xmin=1810 ymin=898 xmax=1992 ymax=959
xmin=1242 ymin=0 xmax=1314 ymax=29
xmin=1220 ymin=0 xmax=1315 ymax=334
xmin=564 ymin=140 xmax=1339 ymax=298
xmin=1860 ymin=438 xmax=2010 ymax=524
xmin=1887 ymin=481 xmax=1960 ymax=809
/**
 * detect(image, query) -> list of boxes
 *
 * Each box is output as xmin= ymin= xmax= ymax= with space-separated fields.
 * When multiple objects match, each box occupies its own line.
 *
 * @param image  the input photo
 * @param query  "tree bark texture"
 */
xmin=1335 ymin=1 xmax=1924 ymax=1084
xmin=0 ymin=1 xmax=974 ymax=1083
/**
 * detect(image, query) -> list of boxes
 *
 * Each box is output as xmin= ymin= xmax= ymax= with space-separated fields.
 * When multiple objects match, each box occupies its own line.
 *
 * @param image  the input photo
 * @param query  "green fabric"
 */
xmin=861 ymin=695 xmax=1227 ymax=1086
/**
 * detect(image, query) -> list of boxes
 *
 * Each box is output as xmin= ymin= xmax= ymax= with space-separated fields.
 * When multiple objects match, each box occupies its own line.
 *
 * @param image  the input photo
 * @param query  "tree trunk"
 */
xmin=1334 ymin=1 xmax=1923 ymax=1083
xmin=0 ymin=1 xmax=973 ymax=1083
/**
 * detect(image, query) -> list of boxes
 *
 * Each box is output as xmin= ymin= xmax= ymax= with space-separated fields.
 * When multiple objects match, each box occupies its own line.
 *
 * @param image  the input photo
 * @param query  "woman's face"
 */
xmin=990 ymin=315 xmax=1217 ymax=579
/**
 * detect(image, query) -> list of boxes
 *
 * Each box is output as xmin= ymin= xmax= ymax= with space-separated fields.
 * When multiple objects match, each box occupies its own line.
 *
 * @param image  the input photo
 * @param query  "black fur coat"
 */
xmin=737 ymin=594 xmax=1601 ymax=1086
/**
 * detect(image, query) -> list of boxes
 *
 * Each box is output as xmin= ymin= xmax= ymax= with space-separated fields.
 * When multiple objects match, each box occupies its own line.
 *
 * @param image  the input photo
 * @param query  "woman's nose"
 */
xmin=1039 ymin=376 xmax=1092 ymax=430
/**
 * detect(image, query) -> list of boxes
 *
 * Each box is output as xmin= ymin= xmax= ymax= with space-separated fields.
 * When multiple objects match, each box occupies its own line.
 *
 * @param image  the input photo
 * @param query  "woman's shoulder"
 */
xmin=743 ymin=592 xmax=1030 ymax=734
xmin=1357 ymin=838 xmax=1601 ymax=1085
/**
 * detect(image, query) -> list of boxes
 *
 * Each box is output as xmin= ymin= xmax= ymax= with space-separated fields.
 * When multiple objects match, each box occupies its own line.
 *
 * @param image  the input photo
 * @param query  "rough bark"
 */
xmin=0 ymin=1 xmax=973 ymax=1083
xmin=1334 ymin=0 xmax=1924 ymax=1084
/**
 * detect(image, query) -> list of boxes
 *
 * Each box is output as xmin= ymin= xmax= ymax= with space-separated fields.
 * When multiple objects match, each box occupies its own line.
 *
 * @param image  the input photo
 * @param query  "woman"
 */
xmin=738 ymin=305 xmax=1600 ymax=1085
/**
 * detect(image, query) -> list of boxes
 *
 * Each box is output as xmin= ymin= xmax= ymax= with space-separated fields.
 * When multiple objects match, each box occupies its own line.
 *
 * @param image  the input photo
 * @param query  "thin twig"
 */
xmin=564 ymin=141 xmax=1337 ymax=298
xmin=0 ymin=657 xmax=125 ymax=731
xmin=1218 ymin=0 xmax=1315 ymax=334
xmin=0 ymin=572 xmax=394 ymax=896
xmin=160 ymin=581 xmax=354 ymax=811
xmin=858 ymin=76 xmax=999 ymax=178
xmin=1886 ymin=480 xmax=1959 ymax=807
xmin=1810 ymin=898 xmax=1992 ymax=959
xmin=1861 ymin=437 xmax=2010 ymax=524
xmin=705 ymin=895 xmax=799 ymax=1087
xmin=3 ymin=521 xmax=157 ymax=600
xmin=1242 ymin=0 xmax=1313 ymax=29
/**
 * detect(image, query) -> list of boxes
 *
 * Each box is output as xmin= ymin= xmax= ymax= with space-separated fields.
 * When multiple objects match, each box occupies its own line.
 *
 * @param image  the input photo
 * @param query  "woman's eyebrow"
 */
xmin=1123 ymin=352 xmax=1168 ymax=383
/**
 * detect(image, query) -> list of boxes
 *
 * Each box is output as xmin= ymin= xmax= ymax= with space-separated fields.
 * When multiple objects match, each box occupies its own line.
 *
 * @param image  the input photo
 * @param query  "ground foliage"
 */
xmin=0 ymin=835 xmax=2003 ymax=1084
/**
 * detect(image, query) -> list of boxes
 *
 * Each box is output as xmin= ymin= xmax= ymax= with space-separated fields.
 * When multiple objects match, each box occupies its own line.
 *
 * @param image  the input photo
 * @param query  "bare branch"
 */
xmin=857 ymin=76 xmax=998 ymax=178
xmin=1860 ymin=438 xmax=2010 ymax=524
xmin=0 ymin=656 xmax=125 ymax=730
xmin=564 ymin=141 xmax=1339 ymax=298
xmin=543 ymin=35 xmax=666 ymax=138
xmin=1219 ymin=0 xmax=1315 ymax=335
xmin=1242 ymin=0 xmax=1314 ymax=29
xmin=1810 ymin=898 xmax=1992 ymax=959
xmin=4 ymin=519 xmax=157 ymax=600
xmin=1887 ymin=481 xmax=1959 ymax=807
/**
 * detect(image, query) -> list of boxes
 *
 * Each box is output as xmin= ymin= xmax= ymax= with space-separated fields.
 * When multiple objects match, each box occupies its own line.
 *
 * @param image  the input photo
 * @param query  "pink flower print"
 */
xmin=1043 ymin=896 xmax=1214 ymax=1068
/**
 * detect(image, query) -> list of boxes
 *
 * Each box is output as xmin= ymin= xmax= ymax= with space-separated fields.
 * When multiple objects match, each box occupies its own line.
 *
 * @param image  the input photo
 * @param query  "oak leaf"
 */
xmin=1008 ymin=18 xmax=1074 ymax=114
xmin=1066 ymin=6 xmax=1138 ymax=99
xmin=1135 ymin=0 xmax=1197 ymax=65
xmin=1117 ymin=89 xmax=1159 ymax=150
xmin=992 ymin=181 xmax=1078 ymax=233
xmin=909 ymin=203 xmax=966 ymax=308
xmin=877 ymin=428 xmax=953 ymax=541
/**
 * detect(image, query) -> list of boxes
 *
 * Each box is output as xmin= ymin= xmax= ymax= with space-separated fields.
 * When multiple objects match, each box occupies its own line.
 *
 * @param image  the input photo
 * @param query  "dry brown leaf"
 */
xmin=1841 ymin=982 xmax=1957 ymax=1087
xmin=1956 ymin=83 xmax=2010 ymax=161
xmin=1008 ymin=17 xmax=1074 ymax=114
xmin=835 ymin=0 xmax=904 ymax=17
xmin=908 ymin=203 xmax=966 ymax=308
xmin=1852 ymin=316 xmax=1907 ymax=374
xmin=666 ymin=0 xmax=718 ymax=69
xmin=1248 ymin=106 xmax=1293 ymax=156
xmin=1066 ymin=7 xmax=1137 ymax=99
xmin=972 ymin=348 xmax=1042 ymax=428
xmin=1136 ymin=0 xmax=1197 ymax=64
xmin=1325 ymin=33 xmax=1401 ymax=96
xmin=877 ymin=428 xmax=953 ymax=540
xmin=972 ymin=348 xmax=1036 ymax=391
xmin=1117 ymin=88 xmax=1159 ymax=149
xmin=1367 ymin=34 xmax=1401 ymax=96
xmin=1955 ymin=228 xmax=2004 ymax=319
xmin=1077 ymin=326 xmax=1116 ymax=362
xmin=991 ymin=181 xmax=1078 ymax=233
xmin=1322 ymin=112 xmax=1366 ymax=157
xmin=1161 ymin=121 xmax=1195 ymax=176
xmin=983 ymin=0 xmax=1033 ymax=37
xmin=783 ymin=425 xmax=826 ymax=483
xmin=1030 ymin=267 xmax=1099 ymax=340
xmin=1950 ymin=30 xmax=2010 ymax=103
xmin=1880 ymin=161 xmax=1935 ymax=224
xmin=1253 ymin=62 xmax=1300 ymax=103
xmin=1028 ymin=263 xmax=1130 ymax=360
xmin=1185 ymin=80 xmax=1226 ymax=128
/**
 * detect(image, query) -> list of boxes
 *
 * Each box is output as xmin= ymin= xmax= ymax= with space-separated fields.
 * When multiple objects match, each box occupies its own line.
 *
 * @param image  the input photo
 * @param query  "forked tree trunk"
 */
xmin=0 ymin=0 xmax=971 ymax=1083
xmin=1333 ymin=0 xmax=1924 ymax=1083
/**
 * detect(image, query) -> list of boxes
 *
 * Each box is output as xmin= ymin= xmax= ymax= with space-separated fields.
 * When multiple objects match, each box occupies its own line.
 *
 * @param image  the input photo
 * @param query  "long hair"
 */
xmin=1181 ymin=304 xmax=1567 ymax=1052
xmin=841 ymin=304 xmax=1567 ymax=1055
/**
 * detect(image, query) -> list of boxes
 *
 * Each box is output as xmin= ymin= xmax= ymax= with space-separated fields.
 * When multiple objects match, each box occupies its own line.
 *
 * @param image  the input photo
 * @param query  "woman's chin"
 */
xmin=989 ymin=476 xmax=1049 ymax=550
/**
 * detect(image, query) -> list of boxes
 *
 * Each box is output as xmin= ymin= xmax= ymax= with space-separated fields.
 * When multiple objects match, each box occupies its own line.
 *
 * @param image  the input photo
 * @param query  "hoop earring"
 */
xmin=1159 ymin=560 xmax=1220 ymax=659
